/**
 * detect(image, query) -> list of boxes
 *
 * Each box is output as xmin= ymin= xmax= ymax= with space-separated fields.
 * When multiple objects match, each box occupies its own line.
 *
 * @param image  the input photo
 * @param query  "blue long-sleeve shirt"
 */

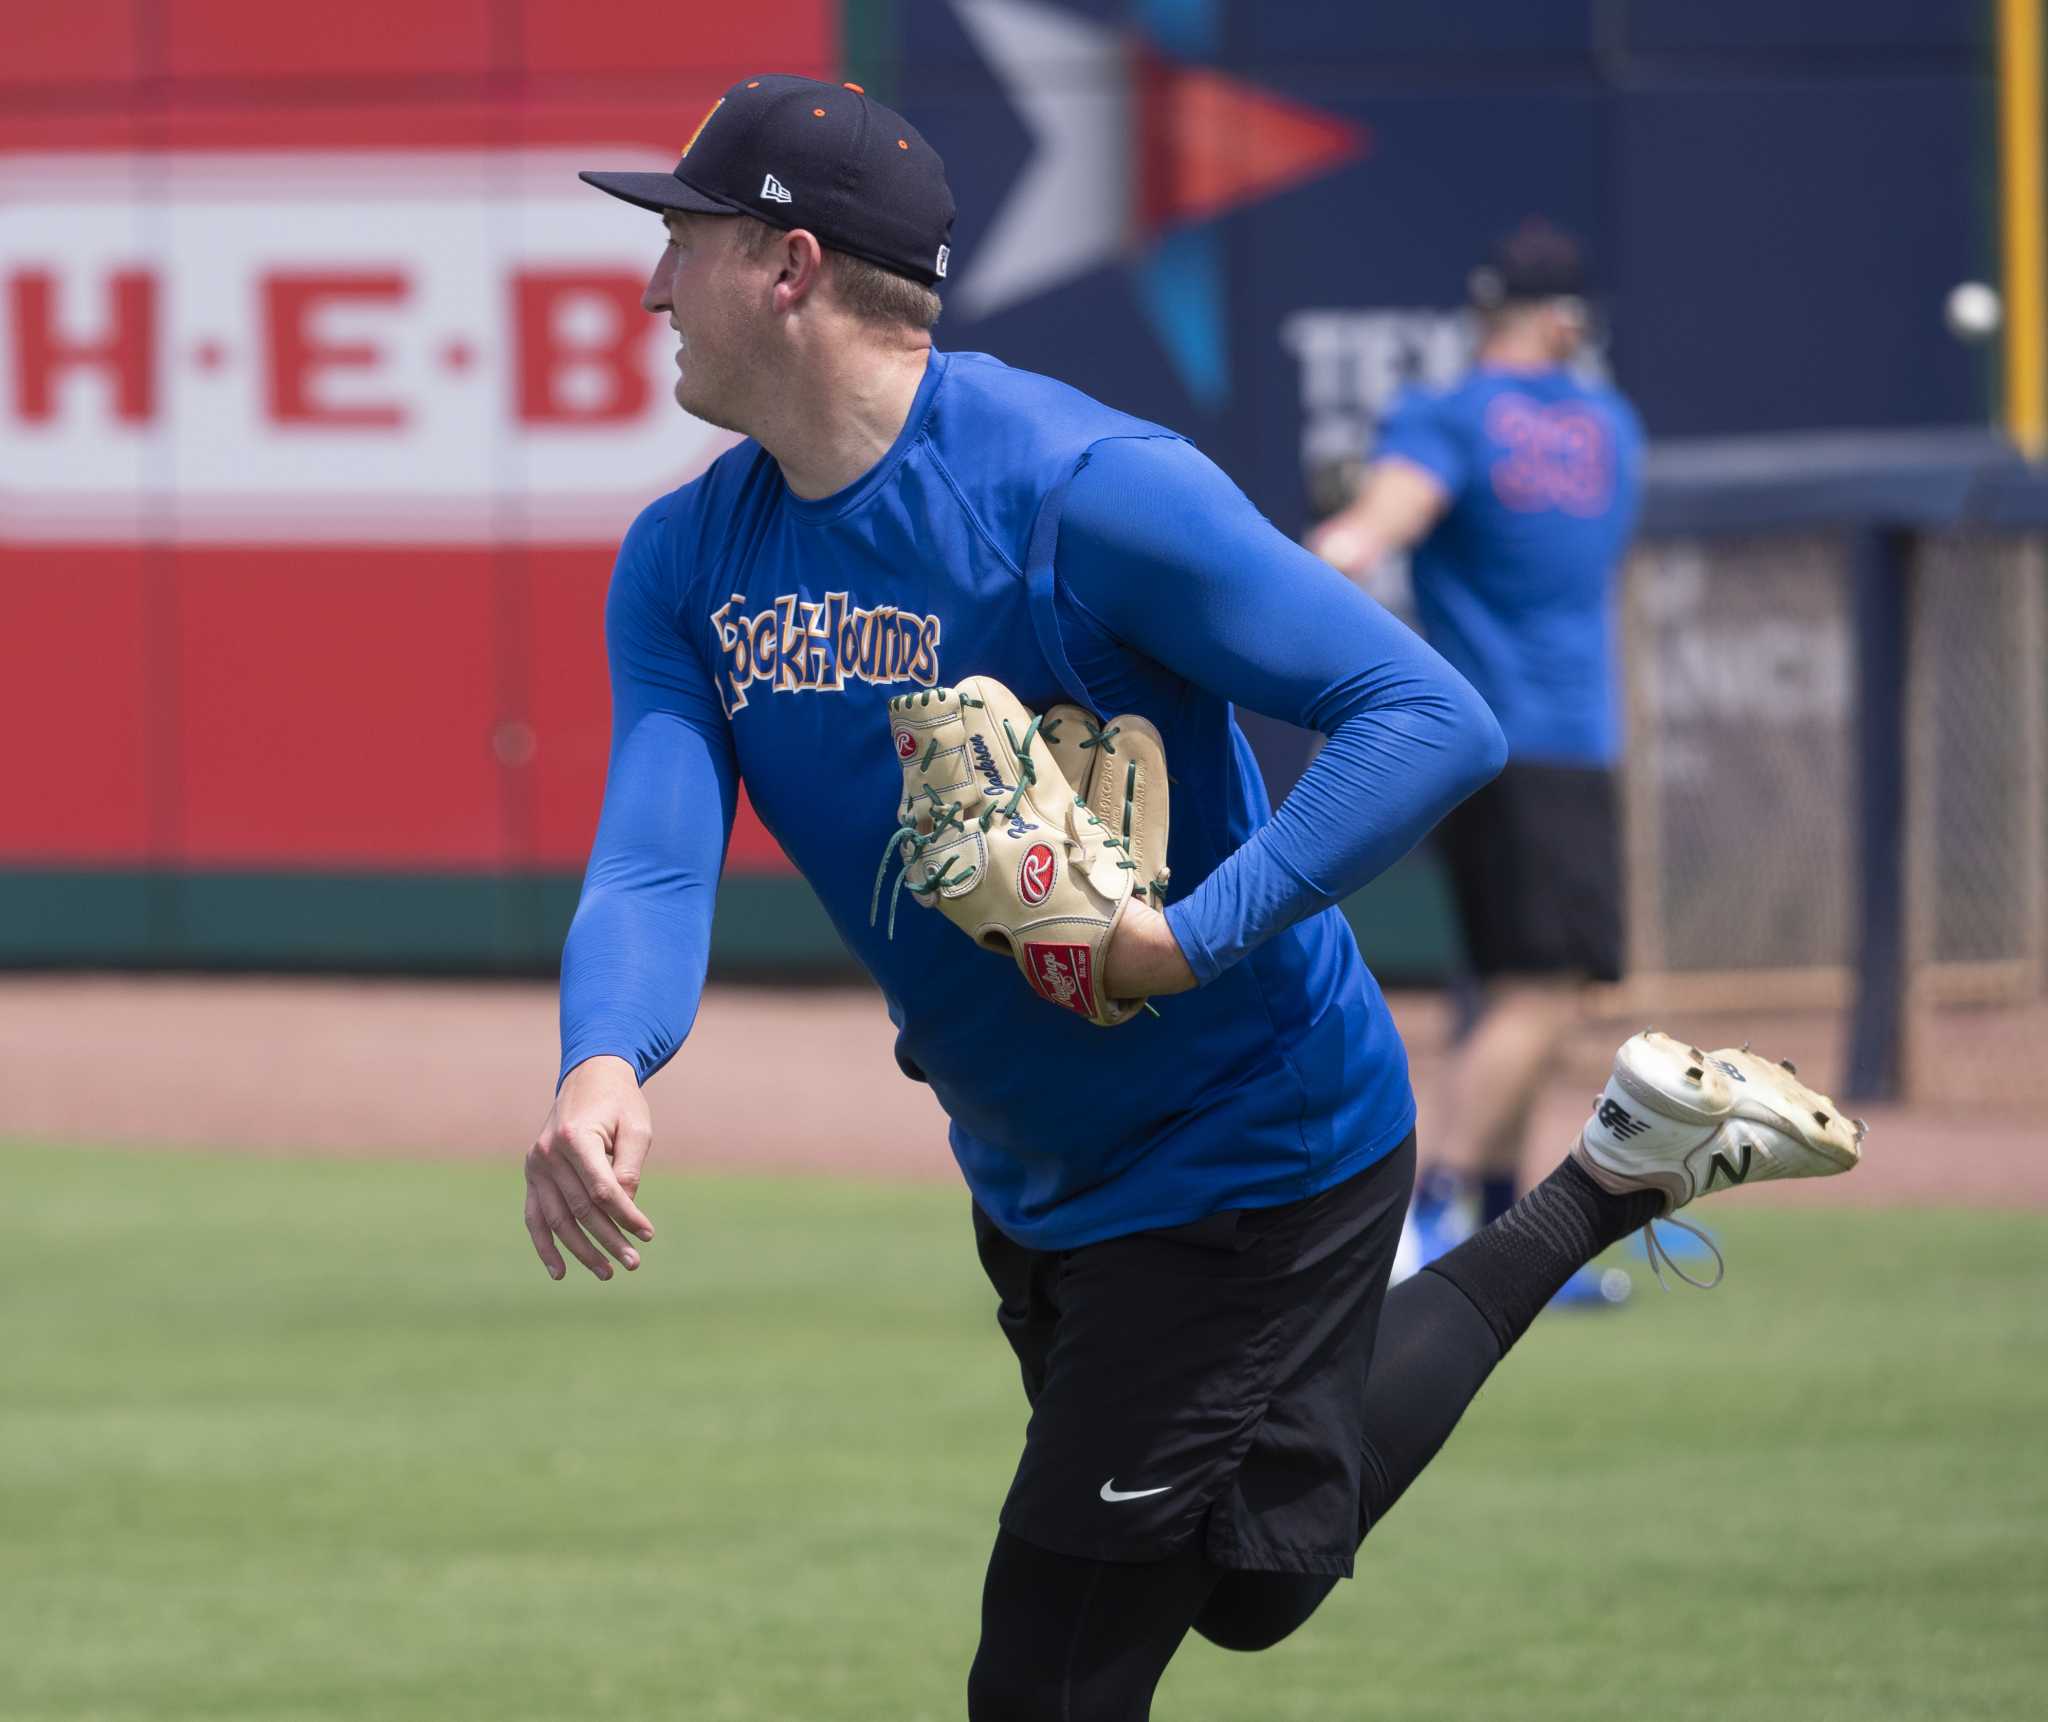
xmin=1053 ymin=437 xmax=1506 ymax=980
xmin=561 ymin=349 xmax=1502 ymax=1247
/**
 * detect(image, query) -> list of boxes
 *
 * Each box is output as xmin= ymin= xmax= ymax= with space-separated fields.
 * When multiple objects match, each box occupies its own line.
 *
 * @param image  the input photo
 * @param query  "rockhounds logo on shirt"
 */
xmin=710 ymin=590 xmax=942 ymax=713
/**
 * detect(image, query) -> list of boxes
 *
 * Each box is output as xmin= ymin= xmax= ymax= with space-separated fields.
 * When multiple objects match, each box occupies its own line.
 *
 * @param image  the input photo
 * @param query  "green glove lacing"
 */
xmin=870 ymin=688 xmax=1000 ymax=937
xmin=1052 ymin=717 xmax=1163 ymax=902
xmin=870 ymin=713 xmax=1053 ymax=936
xmin=870 ymin=697 xmax=1167 ymax=978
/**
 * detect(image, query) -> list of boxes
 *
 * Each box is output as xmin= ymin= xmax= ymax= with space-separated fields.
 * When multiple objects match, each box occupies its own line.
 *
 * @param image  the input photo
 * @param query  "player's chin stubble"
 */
xmin=675 ymin=382 xmax=744 ymax=435
xmin=672 ymin=354 xmax=748 ymax=435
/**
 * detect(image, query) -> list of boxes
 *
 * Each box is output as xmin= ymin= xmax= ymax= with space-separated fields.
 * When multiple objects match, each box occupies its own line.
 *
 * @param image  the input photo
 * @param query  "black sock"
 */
xmin=1425 ymin=1158 xmax=1663 ymax=1352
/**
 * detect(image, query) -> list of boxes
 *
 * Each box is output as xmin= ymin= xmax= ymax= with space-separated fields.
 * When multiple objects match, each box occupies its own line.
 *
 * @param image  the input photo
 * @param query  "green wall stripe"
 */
xmin=0 ymin=855 xmax=1461 ymax=980
xmin=0 ymin=870 xmax=855 ymax=977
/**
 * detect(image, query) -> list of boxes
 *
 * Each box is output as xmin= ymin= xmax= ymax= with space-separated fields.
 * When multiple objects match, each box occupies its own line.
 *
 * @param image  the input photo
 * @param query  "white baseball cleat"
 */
xmin=1571 ymin=1030 xmax=1867 ymax=1286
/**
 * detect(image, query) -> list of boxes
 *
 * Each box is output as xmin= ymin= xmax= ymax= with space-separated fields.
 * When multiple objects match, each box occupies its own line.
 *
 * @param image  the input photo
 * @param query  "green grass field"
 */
xmin=3 ymin=1143 xmax=2043 ymax=1722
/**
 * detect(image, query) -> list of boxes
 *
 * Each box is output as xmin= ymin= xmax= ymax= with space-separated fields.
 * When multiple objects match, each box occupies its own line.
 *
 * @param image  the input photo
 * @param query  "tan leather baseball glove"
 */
xmin=871 ymin=675 xmax=1170 ymax=1026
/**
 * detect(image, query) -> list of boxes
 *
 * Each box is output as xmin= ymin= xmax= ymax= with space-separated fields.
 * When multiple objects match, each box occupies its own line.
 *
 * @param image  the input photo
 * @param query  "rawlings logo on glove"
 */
xmin=869 ymin=675 xmax=1171 ymax=1027
xmin=1019 ymin=844 xmax=1057 ymax=905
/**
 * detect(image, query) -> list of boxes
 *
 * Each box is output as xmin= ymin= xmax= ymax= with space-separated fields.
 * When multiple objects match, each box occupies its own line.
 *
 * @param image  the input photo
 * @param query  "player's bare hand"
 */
xmin=1105 ymin=898 xmax=1197 ymax=999
xmin=524 ymin=1054 xmax=657 ymax=1282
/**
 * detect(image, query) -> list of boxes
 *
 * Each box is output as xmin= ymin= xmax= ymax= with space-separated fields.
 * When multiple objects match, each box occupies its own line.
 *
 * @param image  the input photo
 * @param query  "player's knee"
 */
xmin=1192 ymin=1609 xmax=1300 ymax=1654
xmin=1192 ymin=1572 xmax=1335 ymax=1653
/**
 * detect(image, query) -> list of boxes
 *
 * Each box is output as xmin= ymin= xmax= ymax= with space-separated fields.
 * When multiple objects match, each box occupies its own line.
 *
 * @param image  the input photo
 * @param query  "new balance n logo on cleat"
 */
xmin=760 ymin=173 xmax=793 ymax=203
xmin=1596 ymin=1098 xmax=1650 ymax=1140
xmin=1702 ymin=1143 xmax=1755 ymax=1191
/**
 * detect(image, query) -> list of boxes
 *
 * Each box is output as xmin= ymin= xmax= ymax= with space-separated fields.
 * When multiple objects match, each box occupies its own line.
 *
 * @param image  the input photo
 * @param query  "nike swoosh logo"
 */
xmin=1100 ymin=1478 xmax=1172 ymax=1503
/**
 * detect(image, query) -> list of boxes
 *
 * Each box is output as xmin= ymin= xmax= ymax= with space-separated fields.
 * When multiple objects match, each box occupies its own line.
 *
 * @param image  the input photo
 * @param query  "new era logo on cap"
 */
xmin=936 ymin=243 xmax=949 ymax=278
xmin=760 ymin=173 xmax=792 ymax=204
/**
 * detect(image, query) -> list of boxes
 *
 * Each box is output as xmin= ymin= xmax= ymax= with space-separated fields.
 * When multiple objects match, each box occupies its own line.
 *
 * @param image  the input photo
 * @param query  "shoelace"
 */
xmin=1637 ymin=1214 xmax=1725 ymax=1291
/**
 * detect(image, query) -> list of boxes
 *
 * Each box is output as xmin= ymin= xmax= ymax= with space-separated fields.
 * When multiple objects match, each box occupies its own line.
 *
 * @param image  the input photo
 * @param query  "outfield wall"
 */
xmin=0 ymin=1 xmax=2000 ymax=979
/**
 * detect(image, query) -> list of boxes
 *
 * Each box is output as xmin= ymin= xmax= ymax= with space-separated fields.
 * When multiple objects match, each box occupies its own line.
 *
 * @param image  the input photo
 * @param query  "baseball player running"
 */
xmin=530 ymin=76 xmax=1863 ymax=1720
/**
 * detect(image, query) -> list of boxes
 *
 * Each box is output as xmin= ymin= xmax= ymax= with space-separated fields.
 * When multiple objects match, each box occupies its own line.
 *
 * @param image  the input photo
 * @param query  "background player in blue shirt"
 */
xmin=1310 ymin=222 xmax=1647 ymax=1294
xmin=527 ymin=87 xmax=1857 ymax=1719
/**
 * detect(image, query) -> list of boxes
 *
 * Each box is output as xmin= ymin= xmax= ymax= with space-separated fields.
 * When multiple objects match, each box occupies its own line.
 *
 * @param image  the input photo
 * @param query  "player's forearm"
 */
xmin=1166 ymin=675 xmax=1505 ymax=982
xmin=1054 ymin=434 xmax=1503 ymax=979
xmin=555 ymin=704 xmax=735 ymax=1088
xmin=557 ymin=877 xmax=715 ymax=1086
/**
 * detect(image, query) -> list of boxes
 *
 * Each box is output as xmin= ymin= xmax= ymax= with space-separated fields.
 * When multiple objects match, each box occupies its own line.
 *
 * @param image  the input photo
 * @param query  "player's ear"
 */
xmin=772 ymin=228 xmax=826 ymax=312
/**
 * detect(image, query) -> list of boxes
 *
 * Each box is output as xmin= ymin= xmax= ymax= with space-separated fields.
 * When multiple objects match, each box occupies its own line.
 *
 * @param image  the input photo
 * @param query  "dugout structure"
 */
xmin=1621 ymin=428 xmax=2048 ymax=1108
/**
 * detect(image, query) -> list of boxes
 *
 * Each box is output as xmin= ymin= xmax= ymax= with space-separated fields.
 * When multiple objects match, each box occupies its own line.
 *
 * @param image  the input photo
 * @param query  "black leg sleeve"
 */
xmin=1353 ymin=1158 xmax=1664 ymax=1538
xmin=1354 ymin=1264 xmax=1506 ymax=1536
xmin=968 ymin=1530 xmax=1220 ymax=1722
xmin=1428 ymin=1157 xmax=1663 ymax=1352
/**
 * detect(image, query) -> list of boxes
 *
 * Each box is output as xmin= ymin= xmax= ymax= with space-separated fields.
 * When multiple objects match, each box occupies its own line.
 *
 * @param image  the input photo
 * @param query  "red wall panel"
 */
xmin=2 ymin=0 xmax=834 ymax=97
xmin=172 ymin=548 xmax=506 ymax=867
xmin=522 ymin=546 xmax=792 ymax=874
xmin=0 ymin=546 xmax=153 ymax=862
xmin=161 ymin=0 xmax=496 ymax=82
xmin=0 ymin=0 xmax=834 ymax=883
xmin=4 ymin=3 xmax=142 ymax=90
xmin=524 ymin=547 xmax=611 ymax=869
xmin=727 ymin=789 xmax=795 ymax=872
xmin=518 ymin=0 xmax=835 ymax=79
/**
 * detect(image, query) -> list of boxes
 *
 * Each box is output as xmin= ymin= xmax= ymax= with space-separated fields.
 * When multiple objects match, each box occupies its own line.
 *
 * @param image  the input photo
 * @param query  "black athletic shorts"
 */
xmin=971 ymin=1134 xmax=1414 ymax=1577
xmin=1435 ymin=760 xmax=1623 ymax=982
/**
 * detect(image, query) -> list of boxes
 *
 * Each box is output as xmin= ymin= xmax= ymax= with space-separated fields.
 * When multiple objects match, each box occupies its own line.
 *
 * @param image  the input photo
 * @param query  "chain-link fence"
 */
xmin=1618 ymin=438 xmax=2048 ymax=1112
xmin=1903 ymin=532 xmax=2047 ymax=1106
xmin=1623 ymin=533 xmax=1858 ymax=982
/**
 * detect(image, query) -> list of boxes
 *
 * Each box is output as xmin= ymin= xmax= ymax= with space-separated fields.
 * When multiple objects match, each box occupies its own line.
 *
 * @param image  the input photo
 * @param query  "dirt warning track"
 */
xmin=0 ymin=975 xmax=2038 ymax=1207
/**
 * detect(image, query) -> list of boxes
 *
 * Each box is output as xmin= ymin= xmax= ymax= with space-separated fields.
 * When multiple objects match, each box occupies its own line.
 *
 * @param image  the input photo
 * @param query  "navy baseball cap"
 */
xmin=580 ymin=74 xmax=956 ymax=288
xmin=1469 ymin=218 xmax=1587 ymax=307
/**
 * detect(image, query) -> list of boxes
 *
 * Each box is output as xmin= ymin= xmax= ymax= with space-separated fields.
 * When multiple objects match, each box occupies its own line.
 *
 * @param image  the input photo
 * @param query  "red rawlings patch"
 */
xmin=895 ymin=728 xmax=918 ymax=760
xmin=1018 ymin=842 xmax=1056 ymax=906
xmin=1023 ymin=942 xmax=1097 ymax=1017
